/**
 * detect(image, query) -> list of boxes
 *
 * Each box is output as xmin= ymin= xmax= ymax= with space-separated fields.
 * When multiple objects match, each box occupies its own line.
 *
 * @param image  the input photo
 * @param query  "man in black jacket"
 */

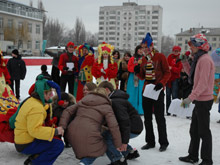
xmin=99 ymin=81 xmax=143 ymax=165
xmin=7 ymin=49 xmax=26 ymax=100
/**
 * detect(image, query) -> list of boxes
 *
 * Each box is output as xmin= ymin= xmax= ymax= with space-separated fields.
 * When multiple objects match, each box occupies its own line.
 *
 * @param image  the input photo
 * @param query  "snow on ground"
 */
xmin=0 ymin=65 xmax=220 ymax=165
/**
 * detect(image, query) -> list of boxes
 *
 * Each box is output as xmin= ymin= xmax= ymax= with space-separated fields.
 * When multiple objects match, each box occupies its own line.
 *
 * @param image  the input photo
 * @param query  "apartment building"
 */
xmin=98 ymin=2 xmax=163 ymax=52
xmin=0 ymin=0 xmax=44 ymax=55
xmin=175 ymin=27 xmax=220 ymax=52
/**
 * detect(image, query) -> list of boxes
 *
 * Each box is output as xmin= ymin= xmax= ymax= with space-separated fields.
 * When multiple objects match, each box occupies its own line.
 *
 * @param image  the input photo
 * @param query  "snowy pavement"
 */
xmin=1 ymin=66 xmax=220 ymax=165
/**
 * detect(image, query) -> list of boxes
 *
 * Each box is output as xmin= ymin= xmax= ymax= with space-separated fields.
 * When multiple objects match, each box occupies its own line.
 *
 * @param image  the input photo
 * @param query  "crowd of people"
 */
xmin=0 ymin=32 xmax=219 ymax=165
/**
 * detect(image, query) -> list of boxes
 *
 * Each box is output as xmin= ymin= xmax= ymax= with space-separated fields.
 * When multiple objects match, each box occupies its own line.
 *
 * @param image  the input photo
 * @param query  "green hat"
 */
xmin=35 ymin=75 xmax=52 ymax=105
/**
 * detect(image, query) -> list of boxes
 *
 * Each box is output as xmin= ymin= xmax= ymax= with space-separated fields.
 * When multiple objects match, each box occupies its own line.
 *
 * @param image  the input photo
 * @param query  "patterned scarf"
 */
xmin=145 ymin=51 xmax=155 ymax=81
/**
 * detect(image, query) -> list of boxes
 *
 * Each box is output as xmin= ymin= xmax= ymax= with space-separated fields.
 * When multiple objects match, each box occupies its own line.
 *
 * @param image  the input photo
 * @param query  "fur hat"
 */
xmin=12 ymin=49 xmax=19 ymax=56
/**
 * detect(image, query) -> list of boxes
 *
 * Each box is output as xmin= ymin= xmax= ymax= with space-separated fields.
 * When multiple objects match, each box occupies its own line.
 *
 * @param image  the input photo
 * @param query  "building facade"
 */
xmin=98 ymin=2 xmax=163 ymax=53
xmin=175 ymin=27 xmax=220 ymax=52
xmin=0 ymin=0 xmax=44 ymax=56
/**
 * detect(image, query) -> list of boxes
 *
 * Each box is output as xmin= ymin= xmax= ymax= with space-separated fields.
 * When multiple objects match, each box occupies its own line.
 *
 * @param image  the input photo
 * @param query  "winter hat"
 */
xmin=172 ymin=46 xmax=181 ymax=52
xmin=35 ymin=75 xmax=61 ymax=105
xmin=78 ymin=43 xmax=94 ymax=54
xmin=12 ymin=49 xmax=19 ymax=56
xmin=188 ymin=33 xmax=210 ymax=52
xmin=66 ymin=41 xmax=75 ymax=48
xmin=97 ymin=42 xmax=114 ymax=64
xmin=142 ymin=33 xmax=153 ymax=48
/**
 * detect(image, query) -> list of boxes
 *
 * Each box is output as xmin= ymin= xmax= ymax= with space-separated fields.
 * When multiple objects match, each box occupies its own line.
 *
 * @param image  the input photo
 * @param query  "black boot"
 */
xmin=111 ymin=158 xmax=127 ymax=165
xmin=24 ymin=154 xmax=39 ymax=165
xmin=141 ymin=143 xmax=155 ymax=150
xmin=179 ymin=155 xmax=199 ymax=164
xmin=126 ymin=150 xmax=140 ymax=160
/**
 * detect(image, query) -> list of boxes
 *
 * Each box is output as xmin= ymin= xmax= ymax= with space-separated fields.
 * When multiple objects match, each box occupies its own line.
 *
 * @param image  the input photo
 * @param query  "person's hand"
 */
xmin=134 ymin=64 xmax=140 ymax=74
xmin=63 ymin=66 xmax=69 ymax=71
xmin=56 ymin=126 xmax=64 ymax=136
xmin=117 ymin=144 xmax=127 ymax=152
xmin=72 ymin=67 xmax=76 ymax=71
xmin=101 ymin=68 xmax=106 ymax=74
xmin=181 ymin=97 xmax=192 ymax=108
xmin=154 ymin=83 xmax=163 ymax=91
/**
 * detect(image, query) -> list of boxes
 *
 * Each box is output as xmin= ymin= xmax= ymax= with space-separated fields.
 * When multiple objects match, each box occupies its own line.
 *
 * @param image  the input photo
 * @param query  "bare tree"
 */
xmin=71 ymin=17 xmax=86 ymax=45
xmin=161 ymin=35 xmax=174 ymax=57
xmin=43 ymin=18 xmax=65 ymax=47
xmin=85 ymin=31 xmax=98 ymax=47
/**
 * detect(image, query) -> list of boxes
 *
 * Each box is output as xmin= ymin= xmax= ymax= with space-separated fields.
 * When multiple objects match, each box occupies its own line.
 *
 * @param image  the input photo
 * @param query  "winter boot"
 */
xmin=111 ymin=157 xmax=127 ymax=165
xmin=24 ymin=154 xmax=39 ymax=165
xmin=179 ymin=155 xmax=199 ymax=163
xmin=126 ymin=149 xmax=140 ymax=160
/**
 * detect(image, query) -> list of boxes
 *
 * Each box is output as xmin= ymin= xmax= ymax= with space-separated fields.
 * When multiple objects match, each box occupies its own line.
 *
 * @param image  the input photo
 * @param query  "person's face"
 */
xmin=12 ymin=53 xmax=18 ymax=58
xmin=141 ymin=43 xmax=147 ymax=55
xmin=124 ymin=54 xmax=131 ymax=61
xmin=103 ymin=54 xmax=109 ymax=59
xmin=113 ymin=52 xmax=119 ymax=59
xmin=61 ymin=100 xmax=69 ymax=108
xmin=44 ymin=90 xmax=53 ymax=102
xmin=173 ymin=50 xmax=180 ymax=56
xmin=83 ymin=85 xmax=89 ymax=96
xmin=137 ymin=47 xmax=143 ymax=55
xmin=146 ymin=45 xmax=153 ymax=55
xmin=82 ymin=48 xmax=88 ymax=56
xmin=67 ymin=46 xmax=74 ymax=53
xmin=190 ymin=45 xmax=199 ymax=54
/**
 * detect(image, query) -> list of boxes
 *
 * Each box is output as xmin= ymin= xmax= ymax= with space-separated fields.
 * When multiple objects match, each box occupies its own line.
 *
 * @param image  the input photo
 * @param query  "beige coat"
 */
xmin=59 ymin=92 xmax=122 ymax=159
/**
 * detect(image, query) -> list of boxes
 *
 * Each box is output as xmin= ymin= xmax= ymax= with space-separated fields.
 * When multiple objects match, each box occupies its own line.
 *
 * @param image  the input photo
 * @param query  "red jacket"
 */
xmin=58 ymin=52 xmax=79 ymax=75
xmin=0 ymin=59 xmax=11 ymax=84
xmin=137 ymin=52 xmax=170 ymax=91
xmin=167 ymin=54 xmax=182 ymax=87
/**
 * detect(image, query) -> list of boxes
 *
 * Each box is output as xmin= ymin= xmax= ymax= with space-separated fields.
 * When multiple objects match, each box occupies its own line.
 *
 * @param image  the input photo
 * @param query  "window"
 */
xmin=8 ymin=19 xmax=13 ymax=29
xmin=109 ymin=21 xmax=116 ymax=25
xmin=109 ymin=37 xmax=115 ymax=40
xmin=99 ymin=37 xmax=104 ymax=40
xmin=139 ymin=26 xmax=145 ymax=30
xmin=110 ymin=11 xmax=116 ymax=14
xmin=109 ymin=32 xmax=115 ymax=35
xmin=147 ymin=11 xmax=150 ymax=14
xmin=99 ymin=16 xmax=104 ymax=20
xmin=139 ymin=10 xmax=146 ymax=14
xmin=178 ymin=43 xmax=182 ymax=46
xmin=28 ymin=23 xmax=32 ymax=33
xmin=0 ymin=17 xmax=3 ymax=29
xmin=99 ymin=27 xmax=103 ymax=30
xmin=27 ymin=40 xmax=32 ymax=49
xmin=152 ymin=27 xmax=158 ymax=30
xmin=18 ymin=22 xmax=23 ymax=30
xmin=99 ymin=22 xmax=104 ymax=25
xmin=212 ymin=43 xmax=216 ymax=47
xmin=178 ymin=37 xmax=182 ymax=41
xmin=36 ymin=24 xmax=40 ymax=34
xmin=185 ymin=40 xmax=188 ymax=44
xmin=138 ymin=32 xmax=145 ymax=35
xmin=152 ymin=21 xmax=158 ymax=24
xmin=35 ymin=41 xmax=40 ymax=49
xmin=99 ymin=11 xmax=104 ymax=15
xmin=110 ymin=16 xmax=116 ymax=19
xmin=109 ymin=27 xmax=116 ymax=30
xmin=212 ymin=37 xmax=217 ymax=41
xmin=18 ymin=40 xmax=23 ymax=49
xmin=152 ymin=10 xmax=159 ymax=14
xmin=152 ymin=16 xmax=158 ymax=19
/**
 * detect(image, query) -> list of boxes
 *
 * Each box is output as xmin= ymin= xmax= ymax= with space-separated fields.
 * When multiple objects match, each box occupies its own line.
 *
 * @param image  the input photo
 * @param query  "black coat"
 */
xmin=110 ymin=90 xmax=143 ymax=144
xmin=7 ymin=55 xmax=26 ymax=80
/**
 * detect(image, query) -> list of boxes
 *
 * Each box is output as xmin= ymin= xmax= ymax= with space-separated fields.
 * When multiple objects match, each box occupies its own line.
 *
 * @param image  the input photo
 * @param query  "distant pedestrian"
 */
xmin=7 ymin=49 xmax=26 ymax=100
xmin=36 ymin=64 xmax=52 ymax=80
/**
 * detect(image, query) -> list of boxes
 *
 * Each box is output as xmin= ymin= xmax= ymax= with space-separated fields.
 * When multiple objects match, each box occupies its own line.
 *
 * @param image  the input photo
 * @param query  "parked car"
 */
xmin=21 ymin=50 xmax=32 ymax=56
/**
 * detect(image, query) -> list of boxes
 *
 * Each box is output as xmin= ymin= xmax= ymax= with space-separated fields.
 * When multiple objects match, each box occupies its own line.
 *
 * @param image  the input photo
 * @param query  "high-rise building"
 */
xmin=98 ymin=2 xmax=163 ymax=52
xmin=0 ymin=0 xmax=44 ymax=56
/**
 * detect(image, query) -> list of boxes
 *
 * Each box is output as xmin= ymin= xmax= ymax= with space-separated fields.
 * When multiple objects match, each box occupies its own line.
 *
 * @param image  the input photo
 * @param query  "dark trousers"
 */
xmin=142 ymin=91 xmax=169 ymax=146
xmin=51 ymin=66 xmax=60 ymax=85
xmin=188 ymin=100 xmax=213 ymax=163
xmin=120 ymin=79 xmax=126 ymax=91
xmin=166 ymin=79 xmax=179 ymax=114
xmin=10 ymin=79 xmax=20 ymax=99
xmin=21 ymin=139 xmax=64 ymax=165
xmin=60 ymin=74 xmax=75 ymax=95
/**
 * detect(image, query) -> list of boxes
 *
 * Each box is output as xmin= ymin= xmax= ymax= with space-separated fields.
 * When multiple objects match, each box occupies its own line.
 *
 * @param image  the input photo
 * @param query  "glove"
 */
xmin=154 ymin=83 xmax=163 ymax=91
xmin=181 ymin=97 xmax=192 ymax=108
xmin=134 ymin=64 xmax=140 ymax=74
xmin=72 ymin=67 xmax=76 ymax=71
xmin=63 ymin=66 xmax=69 ymax=71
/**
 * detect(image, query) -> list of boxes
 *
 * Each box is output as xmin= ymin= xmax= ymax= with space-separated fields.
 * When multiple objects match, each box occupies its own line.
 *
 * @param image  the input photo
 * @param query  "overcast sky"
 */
xmin=19 ymin=0 xmax=220 ymax=37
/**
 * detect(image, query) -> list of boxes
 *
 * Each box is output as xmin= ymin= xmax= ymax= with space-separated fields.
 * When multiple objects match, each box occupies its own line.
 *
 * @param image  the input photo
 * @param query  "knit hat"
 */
xmin=142 ymin=33 xmax=153 ymax=48
xmin=66 ymin=42 xmax=75 ymax=48
xmin=12 ymin=49 xmax=19 ymax=56
xmin=35 ymin=75 xmax=61 ymax=105
xmin=188 ymin=33 xmax=210 ymax=52
xmin=172 ymin=46 xmax=181 ymax=52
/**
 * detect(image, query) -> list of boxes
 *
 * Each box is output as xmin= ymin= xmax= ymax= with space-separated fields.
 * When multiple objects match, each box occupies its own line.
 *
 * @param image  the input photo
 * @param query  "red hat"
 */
xmin=172 ymin=46 xmax=181 ymax=52
xmin=66 ymin=42 xmax=75 ymax=48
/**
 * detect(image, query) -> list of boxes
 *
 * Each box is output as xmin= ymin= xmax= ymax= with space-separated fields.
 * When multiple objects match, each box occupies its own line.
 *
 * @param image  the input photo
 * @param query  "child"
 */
xmin=37 ymin=64 xmax=52 ymax=80
xmin=52 ymin=92 xmax=76 ymax=147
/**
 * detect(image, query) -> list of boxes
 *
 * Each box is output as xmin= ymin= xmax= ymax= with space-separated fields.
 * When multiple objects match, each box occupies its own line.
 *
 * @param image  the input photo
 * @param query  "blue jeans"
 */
xmin=21 ymin=138 xmax=64 ymax=165
xmin=166 ymin=79 xmax=179 ymax=114
xmin=102 ymin=130 xmax=139 ymax=163
xmin=80 ymin=157 xmax=97 ymax=165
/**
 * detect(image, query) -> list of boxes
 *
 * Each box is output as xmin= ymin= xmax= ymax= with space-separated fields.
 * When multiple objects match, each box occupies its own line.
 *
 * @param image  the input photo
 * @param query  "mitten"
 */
xmin=154 ymin=83 xmax=163 ymax=91
xmin=181 ymin=97 xmax=192 ymax=108
xmin=134 ymin=64 xmax=140 ymax=74
xmin=63 ymin=67 xmax=69 ymax=71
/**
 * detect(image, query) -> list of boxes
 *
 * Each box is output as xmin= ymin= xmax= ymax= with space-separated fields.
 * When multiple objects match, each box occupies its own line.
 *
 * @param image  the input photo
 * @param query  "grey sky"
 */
xmin=19 ymin=0 xmax=220 ymax=37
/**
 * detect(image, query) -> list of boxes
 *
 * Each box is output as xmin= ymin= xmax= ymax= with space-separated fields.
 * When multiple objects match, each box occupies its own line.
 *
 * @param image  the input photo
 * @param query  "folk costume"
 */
xmin=92 ymin=43 xmax=118 ymax=88
xmin=75 ymin=43 xmax=95 ymax=101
